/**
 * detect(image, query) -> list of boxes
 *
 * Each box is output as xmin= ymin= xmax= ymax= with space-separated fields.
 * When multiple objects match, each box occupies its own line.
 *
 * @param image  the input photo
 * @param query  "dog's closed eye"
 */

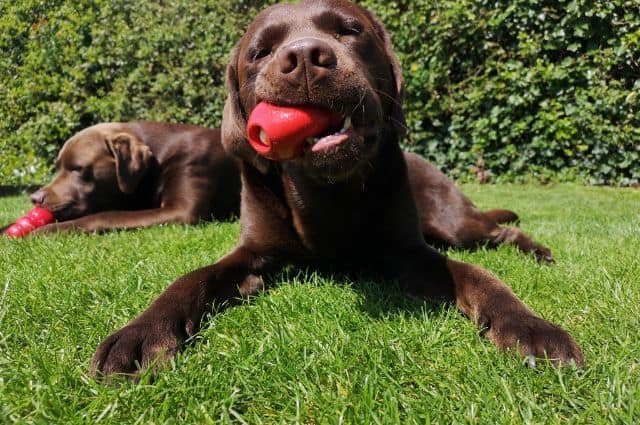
xmin=336 ymin=18 xmax=362 ymax=37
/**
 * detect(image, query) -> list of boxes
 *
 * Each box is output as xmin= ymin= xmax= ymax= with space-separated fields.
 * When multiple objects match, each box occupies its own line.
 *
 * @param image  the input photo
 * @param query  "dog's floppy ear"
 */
xmin=221 ymin=45 xmax=270 ymax=174
xmin=106 ymin=133 xmax=152 ymax=194
xmin=364 ymin=9 xmax=407 ymax=139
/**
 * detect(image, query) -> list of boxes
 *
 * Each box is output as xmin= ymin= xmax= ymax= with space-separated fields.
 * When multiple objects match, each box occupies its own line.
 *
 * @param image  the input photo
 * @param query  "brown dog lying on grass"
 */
xmin=22 ymin=122 xmax=241 ymax=233
xmin=91 ymin=0 xmax=582 ymax=377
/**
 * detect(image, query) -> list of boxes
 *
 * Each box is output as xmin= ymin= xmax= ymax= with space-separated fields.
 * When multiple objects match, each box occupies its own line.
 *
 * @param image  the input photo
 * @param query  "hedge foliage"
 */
xmin=1 ymin=0 xmax=638 ymax=186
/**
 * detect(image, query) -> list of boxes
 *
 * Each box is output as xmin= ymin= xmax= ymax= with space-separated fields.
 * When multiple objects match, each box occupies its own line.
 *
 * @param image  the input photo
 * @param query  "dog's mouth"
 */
xmin=305 ymin=115 xmax=355 ymax=153
xmin=250 ymin=103 xmax=376 ymax=152
xmin=299 ymin=110 xmax=380 ymax=181
xmin=43 ymin=201 xmax=83 ymax=221
xmin=247 ymin=95 xmax=382 ymax=180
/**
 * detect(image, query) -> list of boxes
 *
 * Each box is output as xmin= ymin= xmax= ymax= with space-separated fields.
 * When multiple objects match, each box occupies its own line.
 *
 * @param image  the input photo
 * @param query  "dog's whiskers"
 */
xmin=373 ymin=88 xmax=403 ymax=109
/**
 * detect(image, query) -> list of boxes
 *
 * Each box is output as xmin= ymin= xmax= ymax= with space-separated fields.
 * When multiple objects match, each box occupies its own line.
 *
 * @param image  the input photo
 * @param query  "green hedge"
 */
xmin=1 ymin=0 xmax=638 ymax=186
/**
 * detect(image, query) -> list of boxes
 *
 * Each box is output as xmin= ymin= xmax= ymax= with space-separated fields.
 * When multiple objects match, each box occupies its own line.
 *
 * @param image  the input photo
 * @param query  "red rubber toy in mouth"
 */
xmin=247 ymin=102 xmax=343 ymax=160
xmin=5 ymin=207 xmax=55 ymax=238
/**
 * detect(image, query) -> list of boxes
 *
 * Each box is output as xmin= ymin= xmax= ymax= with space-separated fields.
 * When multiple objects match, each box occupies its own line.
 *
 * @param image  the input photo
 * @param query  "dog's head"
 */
xmin=30 ymin=124 xmax=153 ymax=221
xmin=222 ymin=0 xmax=405 ymax=181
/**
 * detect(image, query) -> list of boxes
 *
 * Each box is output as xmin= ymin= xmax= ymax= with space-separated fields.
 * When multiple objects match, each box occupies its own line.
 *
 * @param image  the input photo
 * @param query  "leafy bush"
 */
xmin=1 ymin=0 xmax=638 ymax=186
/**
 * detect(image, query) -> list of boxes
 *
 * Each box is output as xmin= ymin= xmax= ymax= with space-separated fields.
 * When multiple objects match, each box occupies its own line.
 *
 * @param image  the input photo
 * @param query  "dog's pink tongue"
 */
xmin=247 ymin=102 xmax=342 ymax=160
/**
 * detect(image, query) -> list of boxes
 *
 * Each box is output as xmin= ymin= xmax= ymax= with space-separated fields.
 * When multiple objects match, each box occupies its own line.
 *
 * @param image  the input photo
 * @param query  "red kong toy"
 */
xmin=247 ymin=102 xmax=343 ymax=160
xmin=5 ymin=207 xmax=55 ymax=238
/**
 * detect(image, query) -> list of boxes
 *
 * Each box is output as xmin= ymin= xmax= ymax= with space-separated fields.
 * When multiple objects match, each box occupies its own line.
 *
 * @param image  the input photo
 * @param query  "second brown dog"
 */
xmin=28 ymin=121 xmax=241 ymax=233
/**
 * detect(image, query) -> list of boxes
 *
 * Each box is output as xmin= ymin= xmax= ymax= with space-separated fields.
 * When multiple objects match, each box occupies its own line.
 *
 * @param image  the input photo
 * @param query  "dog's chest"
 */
xmin=284 ymin=177 xmax=377 ymax=255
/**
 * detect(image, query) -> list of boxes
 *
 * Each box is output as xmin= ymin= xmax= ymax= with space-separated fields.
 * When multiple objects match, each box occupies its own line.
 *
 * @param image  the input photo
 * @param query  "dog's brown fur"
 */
xmin=92 ymin=0 xmax=581 ymax=377
xmin=26 ymin=122 xmax=240 ymax=233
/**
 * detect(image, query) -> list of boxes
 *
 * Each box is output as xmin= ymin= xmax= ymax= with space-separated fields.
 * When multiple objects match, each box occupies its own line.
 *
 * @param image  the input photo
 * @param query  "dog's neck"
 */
xmin=240 ymin=135 xmax=419 ymax=256
xmin=120 ymin=157 xmax=162 ymax=209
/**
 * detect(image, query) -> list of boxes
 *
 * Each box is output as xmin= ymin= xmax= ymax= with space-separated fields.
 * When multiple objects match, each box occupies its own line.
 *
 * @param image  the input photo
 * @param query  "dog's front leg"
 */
xmin=396 ymin=247 xmax=583 ymax=367
xmin=91 ymin=246 xmax=271 ymax=378
xmin=34 ymin=208 xmax=196 ymax=234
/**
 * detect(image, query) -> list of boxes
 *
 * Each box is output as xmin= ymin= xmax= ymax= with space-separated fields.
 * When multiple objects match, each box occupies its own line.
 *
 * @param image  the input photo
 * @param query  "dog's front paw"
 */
xmin=91 ymin=319 xmax=187 ymax=379
xmin=486 ymin=312 xmax=583 ymax=367
xmin=532 ymin=244 xmax=554 ymax=264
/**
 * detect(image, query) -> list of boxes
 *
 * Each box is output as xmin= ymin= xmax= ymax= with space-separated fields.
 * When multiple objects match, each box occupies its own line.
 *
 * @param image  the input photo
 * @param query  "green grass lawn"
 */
xmin=0 ymin=184 xmax=638 ymax=423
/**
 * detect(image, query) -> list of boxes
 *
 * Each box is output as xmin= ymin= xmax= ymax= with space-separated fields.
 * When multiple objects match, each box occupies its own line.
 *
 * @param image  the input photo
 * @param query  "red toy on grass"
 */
xmin=5 ymin=207 xmax=55 ymax=238
xmin=247 ymin=102 xmax=343 ymax=160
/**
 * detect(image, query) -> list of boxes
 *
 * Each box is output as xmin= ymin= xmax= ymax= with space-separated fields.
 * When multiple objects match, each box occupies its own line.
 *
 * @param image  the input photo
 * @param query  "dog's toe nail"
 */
xmin=565 ymin=357 xmax=581 ymax=368
xmin=524 ymin=354 xmax=537 ymax=368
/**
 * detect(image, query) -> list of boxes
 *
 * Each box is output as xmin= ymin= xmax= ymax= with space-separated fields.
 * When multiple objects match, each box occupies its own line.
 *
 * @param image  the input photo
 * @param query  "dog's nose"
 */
xmin=30 ymin=190 xmax=46 ymax=205
xmin=277 ymin=38 xmax=337 ymax=83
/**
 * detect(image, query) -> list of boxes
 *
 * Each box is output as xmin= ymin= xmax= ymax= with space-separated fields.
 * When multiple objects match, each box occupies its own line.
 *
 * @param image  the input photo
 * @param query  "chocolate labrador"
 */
xmin=92 ymin=0 xmax=582 ymax=376
xmin=24 ymin=122 xmax=240 ymax=233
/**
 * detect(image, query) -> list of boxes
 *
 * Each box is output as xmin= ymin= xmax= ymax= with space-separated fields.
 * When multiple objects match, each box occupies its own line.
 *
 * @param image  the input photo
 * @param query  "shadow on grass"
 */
xmin=268 ymin=266 xmax=451 ymax=320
